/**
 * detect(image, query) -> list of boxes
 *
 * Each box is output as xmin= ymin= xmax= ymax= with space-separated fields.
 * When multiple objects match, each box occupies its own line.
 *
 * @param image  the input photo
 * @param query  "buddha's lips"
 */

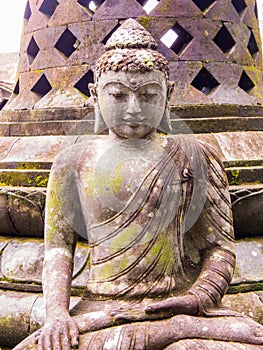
xmin=126 ymin=123 xmax=141 ymax=127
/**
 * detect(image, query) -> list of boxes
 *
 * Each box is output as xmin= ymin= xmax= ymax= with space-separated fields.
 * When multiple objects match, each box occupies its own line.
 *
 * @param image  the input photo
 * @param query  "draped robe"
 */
xmin=14 ymin=135 xmax=263 ymax=350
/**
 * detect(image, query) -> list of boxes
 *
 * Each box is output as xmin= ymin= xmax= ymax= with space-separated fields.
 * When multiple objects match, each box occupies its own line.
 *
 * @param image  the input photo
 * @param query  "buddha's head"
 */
xmin=89 ymin=19 xmax=174 ymax=139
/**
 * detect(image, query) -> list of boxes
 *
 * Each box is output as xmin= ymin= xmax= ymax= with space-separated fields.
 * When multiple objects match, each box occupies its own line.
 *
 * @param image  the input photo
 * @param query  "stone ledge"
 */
xmin=0 ymin=236 xmax=262 ymax=293
xmin=0 ymin=238 xmax=89 ymax=288
xmin=0 ymin=117 xmax=262 ymax=136
xmin=0 ymin=291 xmax=81 ymax=347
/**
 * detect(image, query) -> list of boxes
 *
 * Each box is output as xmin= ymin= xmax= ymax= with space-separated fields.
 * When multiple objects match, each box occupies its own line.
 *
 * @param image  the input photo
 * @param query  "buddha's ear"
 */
xmin=88 ymin=83 xmax=97 ymax=103
xmin=167 ymin=81 xmax=175 ymax=102
xmin=157 ymin=81 xmax=174 ymax=134
xmin=89 ymin=83 xmax=107 ymax=134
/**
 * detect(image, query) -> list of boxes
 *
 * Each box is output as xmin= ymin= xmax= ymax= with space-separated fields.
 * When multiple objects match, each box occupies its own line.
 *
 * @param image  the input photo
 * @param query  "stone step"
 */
xmin=0 ymin=104 xmax=263 ymax=136
xmin=0 ymin=165 xmax=262 ymax=187
xmin=0 ymin=186 xmax=45 ymax=237
xmin=226 ymin=165 xmax=263 ymax=185
xmin=230 ymin=183 xmax=263 ymax=238
xmin=0 ymin=120 xmax=95 ymax=137
xmin=0 ymin=161 xmax=52 ymax=170
xmin=0 ymin=236 xmax=261 ymax=294
xmin=0 ymin=169 xmax=49 ymax=187
xmin=0 ymin=116 xmax=262 ymax=136
xmin=171 ymin=116 xmax=263 ymax=134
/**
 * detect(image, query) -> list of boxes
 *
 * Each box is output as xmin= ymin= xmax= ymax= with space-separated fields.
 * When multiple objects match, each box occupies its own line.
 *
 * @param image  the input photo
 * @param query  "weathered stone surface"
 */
xmin=0 ymin=292 xmax=81 ymax=347
xmin=94 ymin=0 xmax=145 ymax=19
xmin=0 ymin=169 xmax=49 ymax=187
xmin=171 ymin=117 xmax=249 ymax=134
xmin=226 ymin=165 xmax=263 ymax=185
xmin=49 ymin=0 xmax=92 ymax=26
xmin=0 ymin=107 xmax=93 ymax=122
xmin=222 ymin=292 xmax=263 ymax=325
xmin=0 ymin=136 xmax=78 ymax=163
xmin=1 ymin=188 xmax=45 ymax=237
xmin=2 ymin=240 xmax=44 ymax=283
xmin=1 ymin=236 xmax=262 ymax=294
xmin=248 ymin=116 xmax=263 ymax=130
xmin=0 ymin=291 xmax=37 ymax=347
xmin=151 ymin=0 xmax=201 ymax=18
xmin=232 ymin=237 xmax=263 ymax=285
xmin=205 ymin=0 xmax=240 ymax=22
xmin=231 ymin=185 xmax=263 ymax=237
xmin=215 ymin=131 xmax=263 ymax=161
xmin=0 ymin=193 xmax=18 ymax=235
xmin=0 ymin=238 xmax=89 ymax=288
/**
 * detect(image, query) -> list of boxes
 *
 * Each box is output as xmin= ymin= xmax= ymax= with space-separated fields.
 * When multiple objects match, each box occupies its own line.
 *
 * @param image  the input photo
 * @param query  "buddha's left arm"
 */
xmin=146 ymin=141 xmax=235 ymax=317
xmin=186 ymin=142 xmax=236 ymax=314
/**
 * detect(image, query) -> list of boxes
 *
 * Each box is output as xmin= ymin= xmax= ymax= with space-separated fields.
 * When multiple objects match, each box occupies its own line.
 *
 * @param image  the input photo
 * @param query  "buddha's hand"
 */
xmin=36 ymin=311 xmax=79 ymax=350
xmin=145 ymin=295 xmax=199 ymax=317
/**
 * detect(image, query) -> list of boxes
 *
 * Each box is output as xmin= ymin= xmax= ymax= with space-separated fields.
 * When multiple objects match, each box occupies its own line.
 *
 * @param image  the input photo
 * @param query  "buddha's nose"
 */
xmin=126 ymin=93 xmax=142 ymax=116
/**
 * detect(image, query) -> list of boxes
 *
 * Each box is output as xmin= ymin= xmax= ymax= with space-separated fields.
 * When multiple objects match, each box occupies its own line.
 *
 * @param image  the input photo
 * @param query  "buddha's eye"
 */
xmin=109 ymin=92 xmax=126 ymax=99
xmin=139 ymin=93 xmax=157 ymax=100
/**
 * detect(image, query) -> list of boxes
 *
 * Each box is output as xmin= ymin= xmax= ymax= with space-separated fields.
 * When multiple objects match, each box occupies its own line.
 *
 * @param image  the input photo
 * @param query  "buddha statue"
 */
xmin=14 ymin=18 xmax=263 ymax=350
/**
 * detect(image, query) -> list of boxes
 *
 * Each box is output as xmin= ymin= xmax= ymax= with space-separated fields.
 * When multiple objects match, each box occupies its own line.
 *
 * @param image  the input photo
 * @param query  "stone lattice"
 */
xmin=3 ymin=0 xmax=263 ymax=113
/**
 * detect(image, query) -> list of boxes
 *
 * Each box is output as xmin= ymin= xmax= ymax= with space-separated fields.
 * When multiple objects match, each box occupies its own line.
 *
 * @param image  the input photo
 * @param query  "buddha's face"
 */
xmin=91 ymin=70 xmax=169 ymax=139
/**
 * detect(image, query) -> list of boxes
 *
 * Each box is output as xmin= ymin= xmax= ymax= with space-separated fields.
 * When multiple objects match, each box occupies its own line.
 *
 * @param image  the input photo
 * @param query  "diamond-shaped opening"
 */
xmin=136 ymin=0 xmax=160 ymax=14
xmin=102 ymin=23 xmax=121 ymax=45
xmin=55 ymin=29 xmax=80 ymax=58
xmin=77 ymin=0 xmax=105 ymax=13
xmin=231 ymin=0 xmax=247 ymax=15
xmin=31 ymin=74 xmax=52 ymax=97
xmin=192 ymin=0 xmax=216 ymax=12
xmin=27 ymin=37 xmax=40 ymax=64
xmin=13 ymin=80 xmax=20 ymax=95
xmin=213 ymin=25 xmax=235 ymax=53
xmin=0 ymin=99 xmax=8 ymax=110
xmin=39 ymin=0 xmax=59 ymax=17
xmin=191 ymin=67 xmax=219 ymax=95
xmin=247 ymin=29 xmax=259 ymax=58
xmin=160 ymin=23 xmax=193 ymax=55
xmin=238 ymin=71 xmax=255 ymax=92
xmin=74 ymin=70 xmax=94 ymax=97
xmin=24 ymin=1 xmax=32 ymax=20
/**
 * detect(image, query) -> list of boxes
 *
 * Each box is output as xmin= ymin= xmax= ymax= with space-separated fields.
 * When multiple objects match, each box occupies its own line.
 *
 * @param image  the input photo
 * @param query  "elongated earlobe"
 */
xmin=89 ymin=83 xmax=108 ymax=134
xmin=158 ymin=81 xmax=174 ymax=134
xmin=94 ymin=105 xmax=107 ymax=134
xmin=158 ymin=108 xmax=172 ymax=133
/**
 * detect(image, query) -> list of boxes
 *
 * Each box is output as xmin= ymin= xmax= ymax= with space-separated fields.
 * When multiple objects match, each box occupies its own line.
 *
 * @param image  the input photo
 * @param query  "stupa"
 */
xmin=0 ymin=0 xmax=262 ymax=347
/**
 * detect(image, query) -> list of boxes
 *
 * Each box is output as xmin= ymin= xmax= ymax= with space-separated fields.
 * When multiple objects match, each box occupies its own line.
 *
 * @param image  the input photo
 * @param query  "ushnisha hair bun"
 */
xmin=94 ymin=18 xmax=169 ymax=83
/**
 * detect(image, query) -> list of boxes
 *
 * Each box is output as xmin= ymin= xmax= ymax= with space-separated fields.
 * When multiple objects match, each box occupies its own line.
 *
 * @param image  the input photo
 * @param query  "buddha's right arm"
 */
xmin=37 ymin=160 xmax=79 ymax=349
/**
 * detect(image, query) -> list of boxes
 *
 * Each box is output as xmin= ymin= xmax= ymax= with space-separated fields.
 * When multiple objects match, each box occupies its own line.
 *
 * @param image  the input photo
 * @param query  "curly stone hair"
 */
xmin=94 ymin=19 xmax=169 ymax=83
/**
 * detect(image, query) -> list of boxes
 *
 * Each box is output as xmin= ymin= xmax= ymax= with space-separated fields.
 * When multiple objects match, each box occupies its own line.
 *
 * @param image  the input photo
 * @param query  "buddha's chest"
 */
xmin=77 ymin=142 xmax=179 ymax=227
xmin=79 ymin=151 xmax=157 ymax=209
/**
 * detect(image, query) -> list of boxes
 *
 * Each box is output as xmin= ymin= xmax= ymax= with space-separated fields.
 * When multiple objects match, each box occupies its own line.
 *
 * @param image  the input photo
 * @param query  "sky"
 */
xmin=0 ymin=0 xmax=262 ymax=53
xmin=0 ymin=0 xmax=27 ymax=53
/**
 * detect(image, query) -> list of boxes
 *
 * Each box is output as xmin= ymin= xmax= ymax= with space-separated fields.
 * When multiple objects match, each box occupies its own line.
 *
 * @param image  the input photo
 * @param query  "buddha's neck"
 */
xmin=109 ymin=130 xmax=158 ymax=149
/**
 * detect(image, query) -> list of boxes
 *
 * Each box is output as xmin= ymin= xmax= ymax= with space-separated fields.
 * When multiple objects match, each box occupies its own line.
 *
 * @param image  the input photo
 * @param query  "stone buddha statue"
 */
xmin=14 ymin=19 xmax=263 ymax=350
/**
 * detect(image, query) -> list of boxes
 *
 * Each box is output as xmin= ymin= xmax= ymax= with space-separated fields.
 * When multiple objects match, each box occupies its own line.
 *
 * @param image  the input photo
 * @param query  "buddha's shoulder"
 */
xmin=162 ymin=135 xmax=224 ymax=172
xmin=163 ymin=134 xmax=222 ymax=158
xmin=51 ymin=135 xmax=106 ymax=172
